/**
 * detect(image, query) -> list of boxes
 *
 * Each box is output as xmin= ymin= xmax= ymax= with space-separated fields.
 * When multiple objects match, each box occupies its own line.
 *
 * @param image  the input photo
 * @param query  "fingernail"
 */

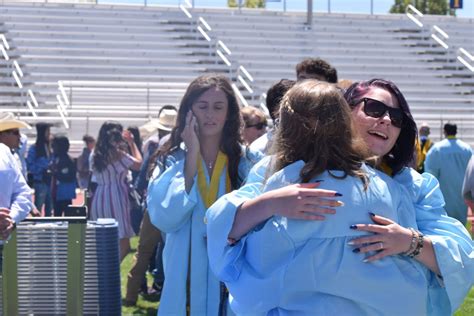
xmin=352 ymin=248 xmax=360 ymax=253
xmin=369 ymin=212 xmax=376 ymax=217
xmin=363 ymin=259 xmax=369 ymax=263
xmin=335 ymin=192 xmax=343 ymax=197
xmin=314 ymin=179 xmax=324 ymax=183
xmin=335 ymin=201 xmax=345 ymax=207
xmin=350 ymin=225 xmax=357 ymax=230
xmin=347 ymin=240 xmax=355 ymax=245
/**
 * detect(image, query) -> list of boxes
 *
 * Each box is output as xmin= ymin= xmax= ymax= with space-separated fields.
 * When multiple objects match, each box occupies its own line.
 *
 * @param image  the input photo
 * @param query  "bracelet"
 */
xmin=403 ymin=228 xmax=418 ymax=256
xmin=409 ymin=231 xmax=425 ymax=258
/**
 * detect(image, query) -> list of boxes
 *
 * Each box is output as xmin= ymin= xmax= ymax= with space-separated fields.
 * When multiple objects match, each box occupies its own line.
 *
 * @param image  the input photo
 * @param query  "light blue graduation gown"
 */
xmin=394 ymin=167 xmax=474 ymax=315
xmin=207 ymin=156 xmax=474 ymax=315
xmin=207 ymin=160 xmax=429 ymax=315
xmin=424 ymin=138 xmax=473 ymax=224
xmin=147 ymin=147 xmax=260 ymax=316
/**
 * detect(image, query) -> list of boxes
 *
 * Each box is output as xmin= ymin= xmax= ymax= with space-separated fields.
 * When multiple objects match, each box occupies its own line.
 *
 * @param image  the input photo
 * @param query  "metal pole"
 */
xmin=328 ymin=0 xmax=331 ymax=14
xmin=192 ymin=0 xmax=194 ymax=8
xmin=307 ymin=0 xmax=313 ymax=29
xmin=2 ymin=230 xmax=18 ymax=316
xmin=370 ymin=0 xmax=374 ymax=15
xmin=283 ymin=0 xmax=286 ymax=12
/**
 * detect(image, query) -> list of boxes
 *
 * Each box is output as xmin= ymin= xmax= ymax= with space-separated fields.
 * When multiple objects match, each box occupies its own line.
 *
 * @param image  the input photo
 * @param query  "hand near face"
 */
xmin=181 ymin=111 xmax=200 ymax=154
xmin=122 ymin=130 xmax=134 ymax=145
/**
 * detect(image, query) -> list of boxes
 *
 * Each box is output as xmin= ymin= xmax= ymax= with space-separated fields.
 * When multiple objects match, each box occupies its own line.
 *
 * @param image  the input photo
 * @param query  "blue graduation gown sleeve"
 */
xmin=147 ymin=154 xmax=199 ymax=233
xmin=394 ymin=168 xmax=474 ymax=315
xmin=207 ymin=156 xmax=270 ymax=282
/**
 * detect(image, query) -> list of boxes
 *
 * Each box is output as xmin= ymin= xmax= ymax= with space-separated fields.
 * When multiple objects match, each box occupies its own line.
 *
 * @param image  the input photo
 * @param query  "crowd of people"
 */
xmin=0 ymin=57 xmax=473 ymax=315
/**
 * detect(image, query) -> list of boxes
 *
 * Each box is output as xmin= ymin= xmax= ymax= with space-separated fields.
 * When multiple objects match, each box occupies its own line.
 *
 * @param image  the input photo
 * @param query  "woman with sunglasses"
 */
xmin=207 ymin=79 xmax=473 ymax=315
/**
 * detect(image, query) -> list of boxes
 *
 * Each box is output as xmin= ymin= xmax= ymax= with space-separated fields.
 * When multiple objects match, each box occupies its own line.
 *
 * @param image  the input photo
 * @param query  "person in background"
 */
xmin=125 ymin=106 xmax=178 ymax=306
xmin=295 ymin=57 xmax=338 ymax=83
xmin=249 ymin=79 xmax=295 ymax=155
xmin=415 ymin=122 xmax=433 ymax=173
xmin=91 ymin=121 xmax=142 ymax=262
xmin=462 ymin=156 xmax=474 ymax=231
xmin=0 ymin=143 xmax=34 ymax=270
xmin=241 ymin=106 xmax=267 ymax=146
xmin=76 ymin=135 xmax=95 ymax=190
xmin=27 ymin=123 xmax=53 ymax=217
xmin=425 ymin=123 xmax=473 ymax=225
xmin=0 ymin=112 xmax=31 ymax=176
xmin=141 ymin=105 xmax=178 ymax=157
xmin=51 ymin=136 xmax=77 ymax=217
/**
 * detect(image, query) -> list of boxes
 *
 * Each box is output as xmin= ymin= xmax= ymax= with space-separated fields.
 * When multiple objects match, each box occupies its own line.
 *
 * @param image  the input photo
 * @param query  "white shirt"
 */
xmin=0 ymin=143 xmax=33 ymax=223
xmin=249 ymin=129 xmax=274 ymax=156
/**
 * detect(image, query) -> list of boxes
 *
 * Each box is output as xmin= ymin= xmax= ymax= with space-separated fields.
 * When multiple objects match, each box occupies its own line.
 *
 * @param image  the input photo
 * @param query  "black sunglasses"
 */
xmin=245 ymin=122 xmax=267 ymax=130
xmin=357 ymin=98 xmax=404 ymax=128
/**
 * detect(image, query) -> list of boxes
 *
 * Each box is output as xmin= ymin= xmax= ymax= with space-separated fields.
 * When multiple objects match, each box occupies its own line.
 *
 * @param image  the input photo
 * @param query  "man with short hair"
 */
xmin=249 ymin=79 xmax=295 ymax=155
xmin=296 ymin=57 xmax=338 ymax=83
xmin=425 ymin=123 xmax=473 ymax=224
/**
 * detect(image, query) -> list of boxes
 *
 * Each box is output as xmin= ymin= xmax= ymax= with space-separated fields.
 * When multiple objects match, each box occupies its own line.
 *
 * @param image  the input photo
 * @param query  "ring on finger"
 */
xmin=378 ymin=242 xmax=384 ymax=250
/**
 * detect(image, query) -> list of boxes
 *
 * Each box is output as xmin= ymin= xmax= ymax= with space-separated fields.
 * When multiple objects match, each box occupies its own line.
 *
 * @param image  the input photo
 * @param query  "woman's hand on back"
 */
xmin=348 ymin=214 xmax=412 ymax=262
xmin=264 ymin=182 xmax=343 ymax=221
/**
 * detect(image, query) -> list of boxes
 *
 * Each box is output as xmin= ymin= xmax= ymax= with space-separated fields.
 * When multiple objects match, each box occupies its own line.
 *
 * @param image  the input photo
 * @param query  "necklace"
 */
xmin=207 ymin=160 xmax=214 ymax=170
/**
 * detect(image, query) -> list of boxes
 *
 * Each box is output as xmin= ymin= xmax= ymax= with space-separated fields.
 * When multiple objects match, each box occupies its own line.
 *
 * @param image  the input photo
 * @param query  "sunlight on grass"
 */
xmin=121 ymin=237 xmax=158 ymax=315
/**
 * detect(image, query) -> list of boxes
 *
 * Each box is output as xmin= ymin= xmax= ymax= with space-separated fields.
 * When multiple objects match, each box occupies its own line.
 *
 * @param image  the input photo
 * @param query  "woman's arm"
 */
xmin=229 ymin=182 xmax=342 ymax=240
xmin=122 ymin=130 xmax=142 ymax=171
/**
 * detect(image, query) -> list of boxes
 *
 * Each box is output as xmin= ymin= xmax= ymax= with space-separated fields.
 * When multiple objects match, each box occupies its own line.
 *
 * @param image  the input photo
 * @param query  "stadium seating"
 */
xmin=0 ymin=2 xmax=472 ymax=154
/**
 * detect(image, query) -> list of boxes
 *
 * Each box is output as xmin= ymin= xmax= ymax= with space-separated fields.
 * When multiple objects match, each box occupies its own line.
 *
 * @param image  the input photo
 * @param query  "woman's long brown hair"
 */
xmin=271 ymin=81 xmax=369 ymax=185
xmin=148 ymin=74 xmax=244 ymax=189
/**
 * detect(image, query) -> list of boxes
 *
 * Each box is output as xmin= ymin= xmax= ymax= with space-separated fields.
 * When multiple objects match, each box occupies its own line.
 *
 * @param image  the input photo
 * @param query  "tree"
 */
xmin=228 ymin=0 xmax=265 ymax=8
xmin=390 ymin=0 xmax=450 ymax=15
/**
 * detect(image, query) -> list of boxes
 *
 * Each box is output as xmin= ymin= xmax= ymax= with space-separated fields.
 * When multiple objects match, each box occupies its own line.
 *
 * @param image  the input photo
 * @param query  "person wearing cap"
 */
xmin=140 ymin=105 xmax=178 ymax=157
xmin=124 ymin=105 xmax=178 ymax=306
xmin=0 ymin=112 xmax=32 ymax=175
xmin=0 ymin=113 xmax=34 ymax=269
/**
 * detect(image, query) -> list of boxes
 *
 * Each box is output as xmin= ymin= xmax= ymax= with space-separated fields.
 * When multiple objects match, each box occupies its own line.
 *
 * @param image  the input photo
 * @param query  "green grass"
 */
xmin=120 ymin=238 xmax=474 ymax=315
xmin=121 ymin=237 xmax=158 ymax=316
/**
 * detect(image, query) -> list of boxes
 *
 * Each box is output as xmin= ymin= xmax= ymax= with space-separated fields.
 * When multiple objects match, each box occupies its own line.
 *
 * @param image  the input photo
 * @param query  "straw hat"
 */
xmin=139 ymin=108 xmax=177 ymax=138
xmin=0 ymin=112 xmax=31 ymax=132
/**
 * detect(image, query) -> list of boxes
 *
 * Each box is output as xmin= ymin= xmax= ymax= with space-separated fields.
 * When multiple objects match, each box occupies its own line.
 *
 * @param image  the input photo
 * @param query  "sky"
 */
xmin=99 ymin=0 xmax=474 ymax=18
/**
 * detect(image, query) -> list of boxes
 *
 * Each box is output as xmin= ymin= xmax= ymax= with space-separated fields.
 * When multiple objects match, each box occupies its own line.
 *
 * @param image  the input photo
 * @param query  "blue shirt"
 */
xmin=424 ymin=138 xmax=473 ymax=224
xmin=0 ymin=144 xmax=33 ymax=224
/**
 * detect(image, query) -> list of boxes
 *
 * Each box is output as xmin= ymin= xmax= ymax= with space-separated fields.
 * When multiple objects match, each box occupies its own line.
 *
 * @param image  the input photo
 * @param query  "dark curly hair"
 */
xmin=93 ymin=121 xmax=124 ymax=172
xmin=296 ymin=58 xmax=338 ymax=83
xmin=344 ymin=78 xmax=418 ymax=175
xmin=150 ymin=74 xmax=244 ymax=189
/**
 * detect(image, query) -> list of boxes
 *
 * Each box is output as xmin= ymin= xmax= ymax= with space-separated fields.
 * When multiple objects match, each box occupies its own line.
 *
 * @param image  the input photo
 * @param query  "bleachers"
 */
xmin=0 ymin=2 xmax=472 ymax=154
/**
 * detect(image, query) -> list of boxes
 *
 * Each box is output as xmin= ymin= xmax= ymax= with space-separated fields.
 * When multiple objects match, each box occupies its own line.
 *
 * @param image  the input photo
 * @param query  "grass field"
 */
xmin=120 ymin=237 xmax=474 ymax=315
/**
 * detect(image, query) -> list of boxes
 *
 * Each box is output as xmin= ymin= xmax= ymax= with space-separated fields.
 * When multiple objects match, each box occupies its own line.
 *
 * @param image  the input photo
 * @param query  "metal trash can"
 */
xmin=1 ymin=217 xmax=121 ymax=315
